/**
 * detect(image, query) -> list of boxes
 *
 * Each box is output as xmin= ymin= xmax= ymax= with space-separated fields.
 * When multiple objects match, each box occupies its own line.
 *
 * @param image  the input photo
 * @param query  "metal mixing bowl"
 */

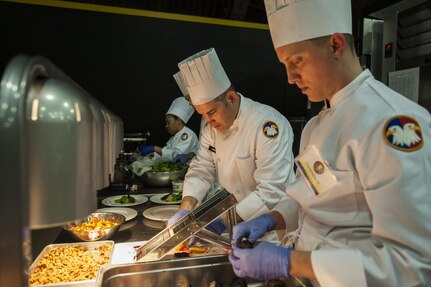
xmin=64 ymin=212 xmax=126 ymax=242
xmin=142 ymin=168 xmax=187 ymax=187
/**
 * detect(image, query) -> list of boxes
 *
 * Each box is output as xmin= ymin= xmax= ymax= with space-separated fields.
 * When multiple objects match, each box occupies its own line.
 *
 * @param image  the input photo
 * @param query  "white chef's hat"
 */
xmin=173 ymin=71 xmax=188 ymax=96
xmin=178 ymin=48 xmax=231 ymax=105
xmin=264 ymin=0 xmax=352 ymax=48
xmin=166 ymin=97 xmax=194 ymax=124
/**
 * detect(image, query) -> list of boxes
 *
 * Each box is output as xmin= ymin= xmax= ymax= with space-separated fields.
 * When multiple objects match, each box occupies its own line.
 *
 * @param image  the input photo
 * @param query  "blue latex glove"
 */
xmin=188 ymin=216 xmax=226 ymax=247
xmin=229 ymin=242 xmax=292 ymax=281
xmin=173 ymin=154 xmax=191 ymax=164
xmin=139 ymin=145 xmax=155 ymax=156
xmin=231 ymin=214 xmax=276 ymax=246
xmin=167 ymin=209 xmax=189 ymax=227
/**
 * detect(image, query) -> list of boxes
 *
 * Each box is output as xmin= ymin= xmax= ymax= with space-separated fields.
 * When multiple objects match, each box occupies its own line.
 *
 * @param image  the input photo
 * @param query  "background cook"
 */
xmin=139 ymin=96 xmax=199 ymax=161
xmin=172 ymin=70 xmax=205 ymax=164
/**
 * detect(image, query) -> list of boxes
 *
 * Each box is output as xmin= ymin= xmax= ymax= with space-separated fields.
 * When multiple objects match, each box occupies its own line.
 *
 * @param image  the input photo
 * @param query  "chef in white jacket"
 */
xmin=167 ymin=48 xmax=296 ymax=235
xmin=139 ymin=97 xmax=199 ymax=161
xmin=229 ymin=0 xmax=431 ymax=286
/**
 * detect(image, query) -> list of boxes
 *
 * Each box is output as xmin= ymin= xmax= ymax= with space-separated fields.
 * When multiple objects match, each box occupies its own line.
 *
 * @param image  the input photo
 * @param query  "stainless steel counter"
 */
xmin=35 ymin=184 xmax=312 ymax=287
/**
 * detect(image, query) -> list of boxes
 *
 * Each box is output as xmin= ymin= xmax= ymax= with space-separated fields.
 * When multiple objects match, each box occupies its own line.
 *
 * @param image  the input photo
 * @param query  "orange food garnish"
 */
xmin=70 ymin=217 xmax=118 ymax=232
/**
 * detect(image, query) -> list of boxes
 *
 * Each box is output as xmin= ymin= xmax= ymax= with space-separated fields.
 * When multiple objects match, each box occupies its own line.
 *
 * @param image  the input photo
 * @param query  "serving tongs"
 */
xmin=135 ymin=189 xmax=238 ymax=262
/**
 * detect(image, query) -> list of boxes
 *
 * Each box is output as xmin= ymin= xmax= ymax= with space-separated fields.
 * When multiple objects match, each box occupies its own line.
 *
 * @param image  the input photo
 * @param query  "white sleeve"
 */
xmin=161 ymin=129 xmax=199 ymax=161
xmin=182 ymin=126 xmax=217 ymax=203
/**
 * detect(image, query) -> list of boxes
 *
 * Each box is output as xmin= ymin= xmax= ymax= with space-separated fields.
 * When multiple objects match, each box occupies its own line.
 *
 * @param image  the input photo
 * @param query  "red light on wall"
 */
xmin=385 ymin=42 xmax=393 ymax=58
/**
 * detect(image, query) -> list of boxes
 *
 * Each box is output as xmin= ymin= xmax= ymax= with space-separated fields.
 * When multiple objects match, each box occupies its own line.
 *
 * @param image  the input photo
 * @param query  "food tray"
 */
xmin=95 ymin=254 xmax=305 ymax=287
xmin=28 ymin=241 xmax=115 ymax=287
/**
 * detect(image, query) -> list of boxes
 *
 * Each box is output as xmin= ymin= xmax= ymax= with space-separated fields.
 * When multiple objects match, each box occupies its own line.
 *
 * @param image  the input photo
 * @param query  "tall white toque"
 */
xmin=178 ymin=48 xmax=231 ymax=105
xmin=264 ymin=0 xmax=352 ymax=48
xmin=173 ymin=71 xmax=188 ymax=96
xmin=166 ymin=97 xmax=194 ymax=124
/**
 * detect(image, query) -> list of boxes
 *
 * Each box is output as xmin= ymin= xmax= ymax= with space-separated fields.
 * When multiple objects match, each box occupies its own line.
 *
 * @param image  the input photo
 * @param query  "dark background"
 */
xmin=0 ymin=1 xmax=309 ymax=151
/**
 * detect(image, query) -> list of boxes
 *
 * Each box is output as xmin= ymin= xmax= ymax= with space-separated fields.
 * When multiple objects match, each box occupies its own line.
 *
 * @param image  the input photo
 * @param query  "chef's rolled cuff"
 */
xmin=182 ymin=179 xmax=213 ymax=204
xmin=161 ymin=147 xmax=175 ymax=161
xmin=272 ymin=179 xmax=304 ymax=237
xmin=235 ymin=192 xmax=271 ymax=221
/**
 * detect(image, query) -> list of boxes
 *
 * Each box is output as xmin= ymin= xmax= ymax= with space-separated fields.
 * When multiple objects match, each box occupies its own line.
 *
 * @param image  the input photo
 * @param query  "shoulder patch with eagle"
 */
xmin=262 ymin=121 xmax=279 ymax=139
xmin=383 ymin=115 xmax=423 ymax=152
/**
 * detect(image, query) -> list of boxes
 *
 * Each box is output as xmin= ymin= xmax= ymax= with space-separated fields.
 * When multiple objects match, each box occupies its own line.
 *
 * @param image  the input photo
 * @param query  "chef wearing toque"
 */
xmin=139 ymin=97 xmax=199 ymax=162
xmin=229 ymin=0 xmax=431 ymax=286
xmin=167 ymin=48 xmax=296 ymax=239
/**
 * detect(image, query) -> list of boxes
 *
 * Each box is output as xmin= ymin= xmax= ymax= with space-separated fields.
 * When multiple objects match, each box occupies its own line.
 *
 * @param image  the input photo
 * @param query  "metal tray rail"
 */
xmin=135 ymin=189 xmax=237 ymax=262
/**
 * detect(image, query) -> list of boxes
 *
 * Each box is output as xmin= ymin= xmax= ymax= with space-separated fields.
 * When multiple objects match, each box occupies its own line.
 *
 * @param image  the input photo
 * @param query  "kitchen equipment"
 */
xmin=95 ymin=254 xmax=304 ymax=287
xmin=142 ymin=205 xmax=180 ymax=221
xmin=64 ymin=212 xmax=126 ymax=242
xmin=0 ymin=54 xmax=122 ymax=286
xmin=29 ymin=240 xmax=114 ymax=287
xmin=135 ymin=189 xmax=237 ymax=262
xmin=95 ymin=207 xmax=138 ymax=222
xmin=101 ymin=194 xmax=149 ymax=207
xmin=142 ymin=168 xmax=187 ymax=187
xmin=123 ymin=131 xmax=150 ymax=155
xmin=171 ymin=179 xmax=184 ymax=192
xmin=149 ymin=193 xmax=182 ymax=204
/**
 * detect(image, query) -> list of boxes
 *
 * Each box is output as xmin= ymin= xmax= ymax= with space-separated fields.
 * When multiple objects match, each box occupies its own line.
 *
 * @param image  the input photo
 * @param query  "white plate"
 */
xmin=96 ymin=207 xmax=138 ymax=221
xmin=101 ymin=194 xmax=148 ymax=207
xmin=150 ymin=193 xmax=182 ymax=205
xmin=142 ymin=205 xmax=180 ymax=222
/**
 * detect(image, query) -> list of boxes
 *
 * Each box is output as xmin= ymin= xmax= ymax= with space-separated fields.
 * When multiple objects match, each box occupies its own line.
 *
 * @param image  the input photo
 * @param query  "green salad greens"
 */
xmin=150 ymin=162 xmax=188 ymax=172
xmin=161 ymin=192 xmax=183 ymax=202
xmin=114 ymin=195 xmax=136 ymax=204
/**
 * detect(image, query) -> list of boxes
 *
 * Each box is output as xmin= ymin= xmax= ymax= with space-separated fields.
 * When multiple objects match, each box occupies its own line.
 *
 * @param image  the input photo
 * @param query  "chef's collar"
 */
xmin=326 ymin=69 xmax=372 ymax=108
xmin=227 ymin=93 xmax=244 ymax=132
xmin=175 ymin=125 xmax=187 ymax=136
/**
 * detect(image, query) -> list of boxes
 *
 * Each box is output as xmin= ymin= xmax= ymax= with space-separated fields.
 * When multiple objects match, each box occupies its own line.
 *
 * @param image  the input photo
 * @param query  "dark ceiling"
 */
xmin=69 ymin=0 xmax=399 ymax=38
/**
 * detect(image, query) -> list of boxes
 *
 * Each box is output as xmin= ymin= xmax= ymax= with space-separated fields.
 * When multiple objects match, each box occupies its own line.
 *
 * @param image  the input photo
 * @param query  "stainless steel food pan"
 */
xmin=142 ymin=168 xmax=187 ymax=187
xmin=28 ymin=240 xmax=114 ymax=287
xmin=95 ymin=254 xmax=305 ymax=287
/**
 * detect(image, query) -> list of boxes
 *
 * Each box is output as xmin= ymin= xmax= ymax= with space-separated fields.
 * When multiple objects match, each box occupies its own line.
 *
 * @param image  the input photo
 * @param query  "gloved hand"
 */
xmin=139 ymin=145 xmax=155 ymax=156
xmin=173 ymin=154 xmax=191 ymax=164
xmin=167 ymin=209 xmax=189 ymax=227
xmin=188 ymin=216 xmax=226 ymax=247
xmin=229 ymin=242 xmax=292 ymax=281
xmin=231 ymin=214 xmax=276 ymax=246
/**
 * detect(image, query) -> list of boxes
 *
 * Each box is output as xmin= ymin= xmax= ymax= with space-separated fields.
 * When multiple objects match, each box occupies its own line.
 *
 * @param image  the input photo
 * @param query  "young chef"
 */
xmin=139 ymin=97 xmax=199 ymax=161
xmin=229 ymin=0 xmax=431 ymax=286
xmin=167 ymin=48 xmax=296 ymax=238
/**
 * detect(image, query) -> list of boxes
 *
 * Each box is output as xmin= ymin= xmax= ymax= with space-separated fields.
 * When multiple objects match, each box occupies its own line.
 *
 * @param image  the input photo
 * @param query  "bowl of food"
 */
xmin=64 ymin=212 xmax=126 ymax=242
xmin=142 ymin=161 xmax=188 ymax=187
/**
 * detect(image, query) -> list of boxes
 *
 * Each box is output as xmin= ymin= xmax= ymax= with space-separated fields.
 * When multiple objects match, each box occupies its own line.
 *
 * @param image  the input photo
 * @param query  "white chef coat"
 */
xmin=183 ymin=94 xmax=295 ymax=220
xmin=161 ymin=126 xmax=199 ymax=161
xmin=274 ymin=70 xmax=431 ymax=287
